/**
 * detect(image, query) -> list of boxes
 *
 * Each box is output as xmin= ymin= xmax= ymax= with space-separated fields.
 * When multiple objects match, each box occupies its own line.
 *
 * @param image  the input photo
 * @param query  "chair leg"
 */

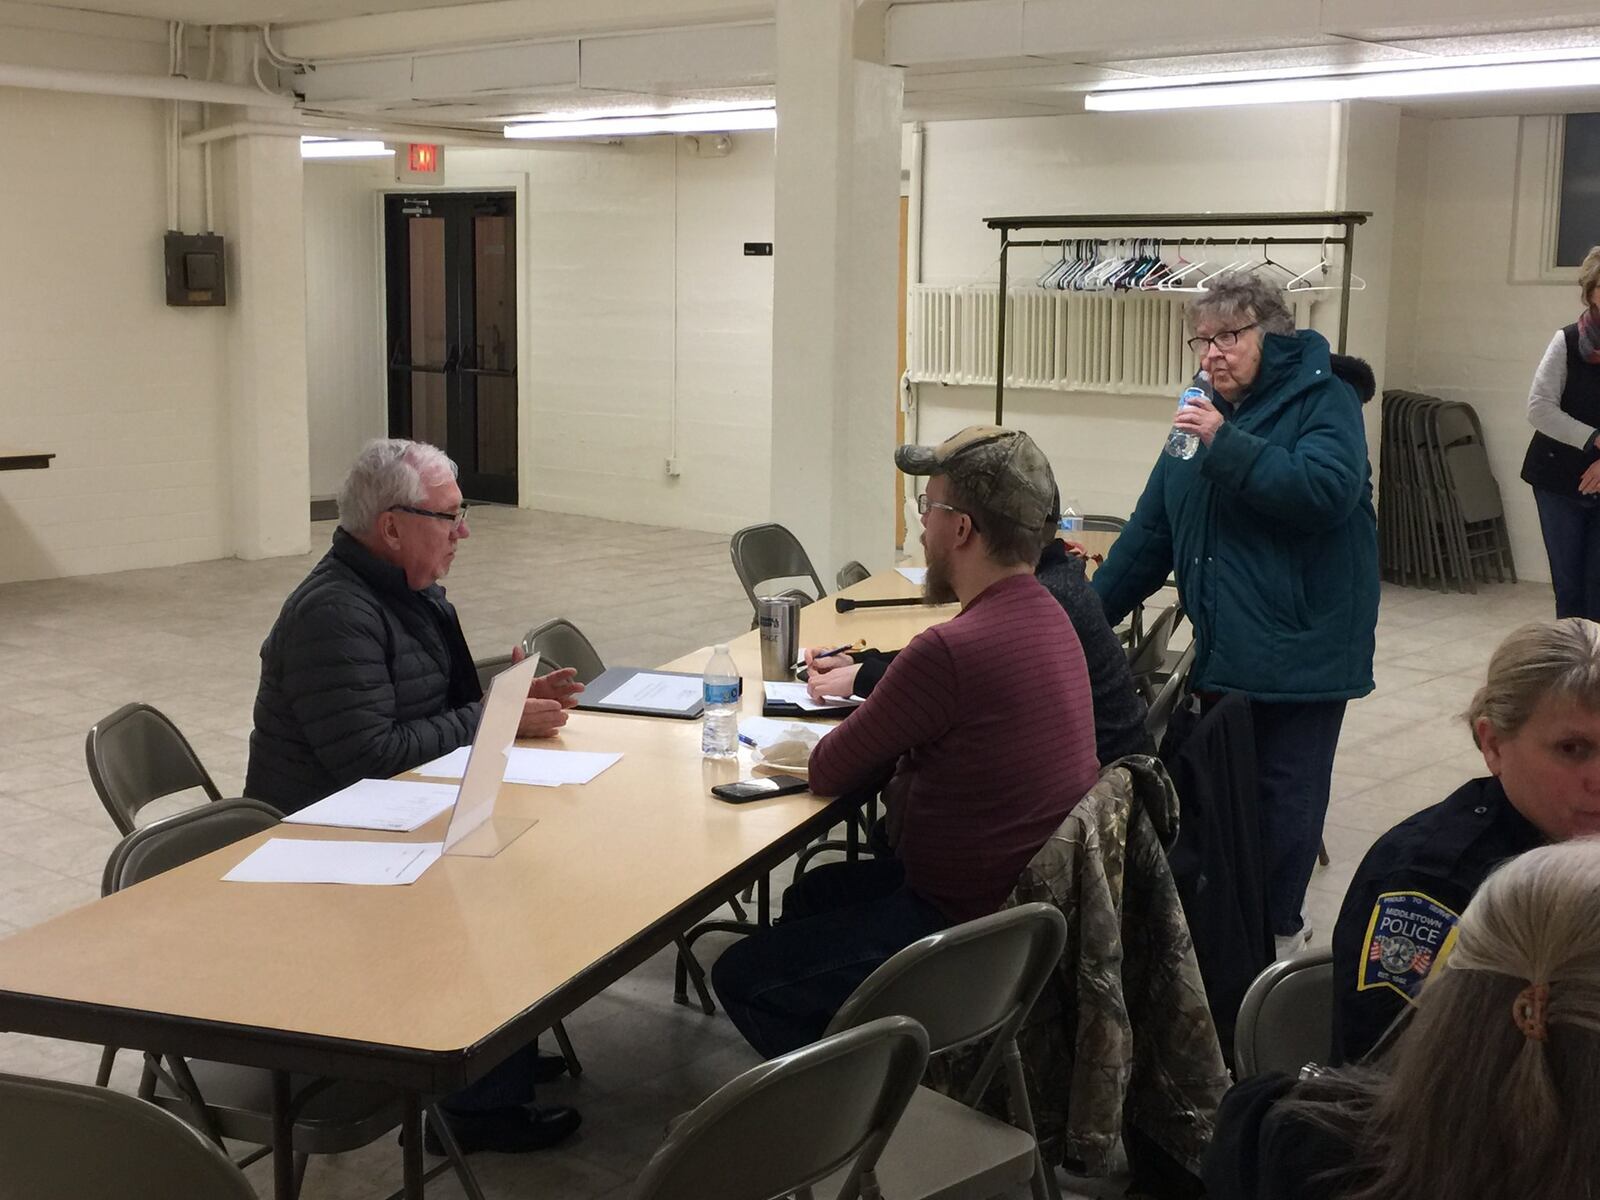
xmin=1318 ymin=839 xmax=1331 ymax=868
xmin=290 ymin=1152 xmax=310 ymax=1200
xmin=1003 ymin=1042 xmax=1060 ymax=1200
xmin=551 ymin=1020 xmax=582 ymax=1078
xmin=674 ymin=936 xmax=716 ymax=1015
xmin=427 ymin=1104 xmax=487 ymax=1200
xmin=95 ymin=1046 xmax=117 ymax=1087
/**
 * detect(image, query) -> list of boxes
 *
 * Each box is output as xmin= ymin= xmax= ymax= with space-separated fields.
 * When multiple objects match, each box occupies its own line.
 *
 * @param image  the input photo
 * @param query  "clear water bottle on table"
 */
xmin=701 ymin=643 xmax=741 ymax=759
xmin=1165 ymin=370 xmax=1212 ymax=460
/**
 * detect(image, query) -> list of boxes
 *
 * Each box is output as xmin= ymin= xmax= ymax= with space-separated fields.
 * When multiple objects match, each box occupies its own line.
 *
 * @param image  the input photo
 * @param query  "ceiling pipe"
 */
xmin=183 ymin=120 xmax=514 ymax=149
xmin=0 ymin=62 xmax=294 ymax=107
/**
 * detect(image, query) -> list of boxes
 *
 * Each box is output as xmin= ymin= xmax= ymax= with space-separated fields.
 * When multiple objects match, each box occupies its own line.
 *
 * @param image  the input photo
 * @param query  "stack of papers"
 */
xmin=763 ymin=682 xmax=864 ymax=712
xmin=412 ymin=746 xmax=623 ymax=787
xmin=283 ymin=779 xmax=458 ymax=832
xmin=896 ymin=566 xmax=928 ymax=584
xmin=224 ymin=839 xmax=442 ymax=886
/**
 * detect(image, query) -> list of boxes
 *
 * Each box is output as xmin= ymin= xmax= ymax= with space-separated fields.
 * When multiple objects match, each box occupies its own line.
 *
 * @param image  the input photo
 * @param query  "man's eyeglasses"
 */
xmin=1186 ymin=323 xmax=1258 ymax=356
xmin=916 ymin=493 xmax=979 ymax=531
xmin=388 ymin=503 xmax=469 ymax=531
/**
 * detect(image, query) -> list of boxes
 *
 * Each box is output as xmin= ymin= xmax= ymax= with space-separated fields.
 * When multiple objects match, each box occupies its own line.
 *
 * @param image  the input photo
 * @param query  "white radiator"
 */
xmin=909 ymin=285 xmax=1315 ymax=396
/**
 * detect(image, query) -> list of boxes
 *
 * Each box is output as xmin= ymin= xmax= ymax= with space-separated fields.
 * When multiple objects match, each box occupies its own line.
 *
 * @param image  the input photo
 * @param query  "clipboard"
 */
xmin=574 ymin=666 xmax=707 ymax=720
xmin=762 ymin=699 xmax=856 ymax=719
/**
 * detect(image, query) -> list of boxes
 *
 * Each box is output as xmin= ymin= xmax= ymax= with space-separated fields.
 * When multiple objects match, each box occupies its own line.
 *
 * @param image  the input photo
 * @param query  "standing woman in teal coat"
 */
xmin=1093 ymin=272 xmax=1379 ymax=955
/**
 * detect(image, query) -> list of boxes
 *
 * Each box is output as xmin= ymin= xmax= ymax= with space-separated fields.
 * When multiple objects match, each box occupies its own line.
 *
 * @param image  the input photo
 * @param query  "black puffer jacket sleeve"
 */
xmin=281 ymin=591 xmax=482 ymax=790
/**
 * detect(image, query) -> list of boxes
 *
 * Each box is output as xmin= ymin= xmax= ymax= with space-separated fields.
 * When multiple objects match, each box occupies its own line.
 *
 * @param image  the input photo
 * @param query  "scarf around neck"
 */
xmin=1579 ymin=306 xmax=1600 ymax=365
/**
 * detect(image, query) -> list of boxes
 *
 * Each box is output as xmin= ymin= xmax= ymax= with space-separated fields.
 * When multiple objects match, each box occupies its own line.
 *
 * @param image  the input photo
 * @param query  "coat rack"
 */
xmin=983 ymin=211 xmax=1370 ymax=424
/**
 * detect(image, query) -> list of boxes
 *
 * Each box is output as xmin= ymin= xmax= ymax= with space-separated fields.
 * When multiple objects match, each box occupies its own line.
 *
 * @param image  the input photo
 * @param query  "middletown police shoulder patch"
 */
xmin=1356 ymin=890 xmax=1462 ymax=1000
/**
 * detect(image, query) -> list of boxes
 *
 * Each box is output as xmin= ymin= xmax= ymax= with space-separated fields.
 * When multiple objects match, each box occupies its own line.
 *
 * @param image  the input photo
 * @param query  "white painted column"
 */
xmin=215 ymin=128 xmax=312 ymax=559
xmin=769 ymin=0 xmax=903 ymax=577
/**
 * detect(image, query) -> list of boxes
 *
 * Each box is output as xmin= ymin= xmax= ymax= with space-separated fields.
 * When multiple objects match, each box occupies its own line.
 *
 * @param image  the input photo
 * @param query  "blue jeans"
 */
xmin=1533 ymin=487 xmax=1600 ymax=619
xmin=1252 ymin=698 xmax=1347 ymax=937
xmin=711 ymin=859 xmax=951 ymax=1058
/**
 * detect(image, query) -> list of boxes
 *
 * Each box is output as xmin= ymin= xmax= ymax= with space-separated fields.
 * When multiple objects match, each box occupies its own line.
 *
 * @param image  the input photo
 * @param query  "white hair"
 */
xmin=337 ymin=439 xmax=457 ymax=536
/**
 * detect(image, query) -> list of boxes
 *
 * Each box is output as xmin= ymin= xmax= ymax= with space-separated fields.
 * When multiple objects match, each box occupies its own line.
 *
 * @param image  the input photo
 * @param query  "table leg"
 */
xmin=401 ymin=1092 xmax=425 ymax=1199
xmin=757 ymin=872 xmax=771 ymax=928
xmin=270 ymin=1070 xmax=295 ymax=1200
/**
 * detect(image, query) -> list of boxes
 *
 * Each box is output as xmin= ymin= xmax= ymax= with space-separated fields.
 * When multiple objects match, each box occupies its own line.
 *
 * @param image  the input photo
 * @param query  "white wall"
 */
xmin=304 ymin=160 xmax=388 ymax=499
xmin=0 ymin=84 xmax=231 ymax=583
xmin=1392 ymin=114 xmax=1582 ymax=584
xmin=911 ymin=104 xmax=1356 ymax=521
xmin=304 ymin=134 xmax=776 ymax=533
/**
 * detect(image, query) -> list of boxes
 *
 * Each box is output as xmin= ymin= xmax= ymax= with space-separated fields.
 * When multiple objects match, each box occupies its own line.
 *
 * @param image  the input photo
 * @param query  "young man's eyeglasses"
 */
xmin=388 ymin=503 xmax=469 ymax=531
xmin=1186 ymin=323 xmax=1258 ymax=356
xmin=916 ymin=493 xmax=980 ymax=531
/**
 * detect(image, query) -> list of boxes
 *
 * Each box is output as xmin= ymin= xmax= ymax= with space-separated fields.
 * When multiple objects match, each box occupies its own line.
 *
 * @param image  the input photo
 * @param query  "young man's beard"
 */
xmin=923 ymin=547 xmax=957 ymax=605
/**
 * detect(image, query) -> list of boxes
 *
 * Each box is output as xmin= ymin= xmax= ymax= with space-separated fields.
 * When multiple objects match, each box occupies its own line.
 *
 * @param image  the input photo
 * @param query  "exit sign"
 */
xmin=395 ymin=143 xmax=446 ymax=185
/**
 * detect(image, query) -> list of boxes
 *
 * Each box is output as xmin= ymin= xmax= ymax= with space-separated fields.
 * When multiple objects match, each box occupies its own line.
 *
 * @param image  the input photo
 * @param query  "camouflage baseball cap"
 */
xmin=894 ymin=425 xmax=1057 ymax=531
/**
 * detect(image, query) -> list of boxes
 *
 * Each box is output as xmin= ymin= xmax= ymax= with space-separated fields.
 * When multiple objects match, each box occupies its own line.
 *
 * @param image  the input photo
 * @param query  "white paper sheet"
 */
xmin=413 ymin=747 xmax=472 ymax=778
xmin=503 ymin=748 xmax=622 ymax=786
xmin=224 ymin=839 xmax=442 ymax=886
xmin=282 ymin=779 xmax=459 ymax=833
xmin=596 ymin=672 xmax=704 ymax=712
xmin=896 ymin=567 xmax=928 ymax=584
xmin=763 ymin=682 xmax=864 ymax=712
xmin=412 ymin=746 xmax=622 ymax=787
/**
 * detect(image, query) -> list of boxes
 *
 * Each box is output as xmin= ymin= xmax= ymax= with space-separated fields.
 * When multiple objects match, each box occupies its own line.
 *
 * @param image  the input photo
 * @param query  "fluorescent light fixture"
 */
xmin=299 ymin=137 xmax=394 ymax=158
xmin=1086 ymin=58 xmax=1600 ymax=111
xmin=505 ymin=98 xmax=773 ymax=125
xmin=504 ymin=105 xmax=776 ymax=140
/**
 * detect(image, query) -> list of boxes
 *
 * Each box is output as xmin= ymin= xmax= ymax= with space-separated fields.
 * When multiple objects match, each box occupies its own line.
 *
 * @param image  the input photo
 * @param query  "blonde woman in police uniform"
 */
xmin=1330 ymin=618 xmax=1600 ymax=1063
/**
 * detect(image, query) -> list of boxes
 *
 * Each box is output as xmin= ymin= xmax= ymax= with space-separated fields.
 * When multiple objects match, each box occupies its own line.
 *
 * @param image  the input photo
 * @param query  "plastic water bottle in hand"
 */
xmin=701 ymin=643 xmax=741 ymax=759
xmin=1164 ymin=370 xmax=1211 ymax=460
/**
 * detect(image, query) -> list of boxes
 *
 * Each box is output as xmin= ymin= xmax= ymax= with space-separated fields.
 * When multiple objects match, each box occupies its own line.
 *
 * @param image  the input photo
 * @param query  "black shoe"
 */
xmin=531 ymin=1050 xmax=571 ymax=1084
xmin=424 ymin=1106 xmax=582 ymax=1156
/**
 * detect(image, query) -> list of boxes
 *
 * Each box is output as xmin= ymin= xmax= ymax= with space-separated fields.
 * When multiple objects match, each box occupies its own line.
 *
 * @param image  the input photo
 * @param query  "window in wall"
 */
xmin=1556 ymin=112 xmax=1600 ymax=267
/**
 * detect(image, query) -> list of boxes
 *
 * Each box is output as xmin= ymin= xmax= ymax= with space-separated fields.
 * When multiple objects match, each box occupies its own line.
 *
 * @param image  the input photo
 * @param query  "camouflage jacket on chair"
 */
xmin=929 ymin=755 xmax=1230 ymax=1179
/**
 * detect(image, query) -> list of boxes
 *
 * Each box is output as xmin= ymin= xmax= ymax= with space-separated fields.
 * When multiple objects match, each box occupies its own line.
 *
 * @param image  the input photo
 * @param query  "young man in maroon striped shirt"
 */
xmin=712 ymin=426 xmax=1099 ymax=1057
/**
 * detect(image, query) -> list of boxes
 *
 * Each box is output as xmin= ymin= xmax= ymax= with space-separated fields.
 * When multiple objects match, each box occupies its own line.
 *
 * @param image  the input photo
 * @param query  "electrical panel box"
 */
xmin=164 ymin=232 xmax=227 ymax=307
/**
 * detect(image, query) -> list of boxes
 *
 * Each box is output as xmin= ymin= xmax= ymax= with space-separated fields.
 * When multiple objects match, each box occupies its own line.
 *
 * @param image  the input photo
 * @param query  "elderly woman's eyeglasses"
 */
xmin=1186 ymin=323 xmax=1258 ymax=356
xmin=388 ymin=503 xmax=469 ymax=531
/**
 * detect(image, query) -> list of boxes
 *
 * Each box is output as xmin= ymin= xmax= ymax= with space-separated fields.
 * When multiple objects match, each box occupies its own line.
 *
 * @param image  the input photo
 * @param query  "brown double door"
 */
xmin=384 ymin=191 xmax=518 ymax=504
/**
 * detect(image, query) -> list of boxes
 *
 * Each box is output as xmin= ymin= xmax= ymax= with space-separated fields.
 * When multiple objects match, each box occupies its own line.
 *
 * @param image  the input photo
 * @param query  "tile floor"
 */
xmin=0 ymin=504 xmax=1554 ymax=1198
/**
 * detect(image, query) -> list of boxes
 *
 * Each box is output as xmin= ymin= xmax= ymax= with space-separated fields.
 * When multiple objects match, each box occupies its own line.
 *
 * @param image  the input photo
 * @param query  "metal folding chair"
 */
xmin=0 ymin=1070 xmax=257 ymax=1200
xmin=837 ymin=560 xmax=872 ymax=590
xmin=819 ymin=903 xmax=1070 ymax=1200
xmin=85 ymin=702 xmax=224 ymax=834
xmin=729 ymin=522 xmax=828 ymax=622
xmin=1233 ymin=947 xmax=1335 ymax=1078
xmin=631 ymin=1016 xmax=930 ymax=1200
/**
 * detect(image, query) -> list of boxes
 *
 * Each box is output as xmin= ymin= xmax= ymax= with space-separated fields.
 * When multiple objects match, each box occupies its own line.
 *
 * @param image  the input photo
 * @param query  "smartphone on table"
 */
xmin=710 ymin=774 xmax=810 ymax=803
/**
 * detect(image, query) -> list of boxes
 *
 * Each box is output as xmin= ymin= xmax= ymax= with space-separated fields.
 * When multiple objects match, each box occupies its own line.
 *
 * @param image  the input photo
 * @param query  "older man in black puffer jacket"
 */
xmin=247 ymin=439 xmax=579 ymax=811
xmin=245 ymin=437 xmax=583 ymax=1156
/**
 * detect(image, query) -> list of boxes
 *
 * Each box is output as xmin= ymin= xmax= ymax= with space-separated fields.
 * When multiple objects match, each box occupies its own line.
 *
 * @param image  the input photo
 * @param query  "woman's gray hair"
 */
xmin=1465 ymin=618 xmax=1600 ymax=744
xmin=1187 ymin=271 xmax=1295 ymax=336
xmin=337 ymin=439 xmax=458 ymax=536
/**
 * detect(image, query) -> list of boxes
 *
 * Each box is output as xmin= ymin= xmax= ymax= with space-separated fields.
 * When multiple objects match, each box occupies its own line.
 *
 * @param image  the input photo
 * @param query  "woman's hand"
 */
xmin=1580 ymin=460 xmax=1600 ymax=495
xmin=806 ymin=663 xmax=861 ymax=703
xmin=1173 ymin=395 xmax=1226 ymax=446
xmin=803 ymin=647 xmax=855 ymax=674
